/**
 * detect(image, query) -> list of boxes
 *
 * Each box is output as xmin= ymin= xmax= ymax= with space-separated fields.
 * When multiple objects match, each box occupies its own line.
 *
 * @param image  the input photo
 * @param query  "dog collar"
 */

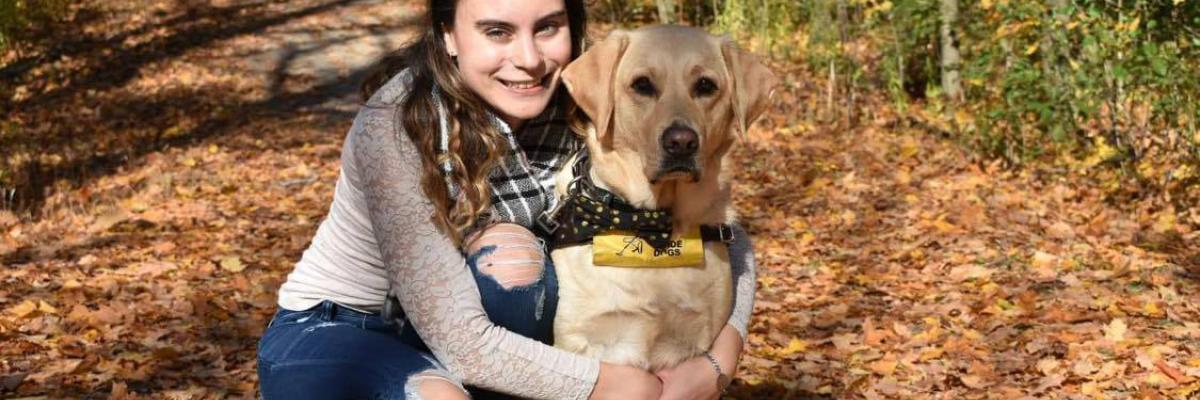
xmin=539 ymin=151 xmax=735 ymax=249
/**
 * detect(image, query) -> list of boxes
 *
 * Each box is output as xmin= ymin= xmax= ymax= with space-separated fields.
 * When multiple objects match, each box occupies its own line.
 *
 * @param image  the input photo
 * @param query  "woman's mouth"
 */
xmin=498 ymin=75 xmax=551 ymax=94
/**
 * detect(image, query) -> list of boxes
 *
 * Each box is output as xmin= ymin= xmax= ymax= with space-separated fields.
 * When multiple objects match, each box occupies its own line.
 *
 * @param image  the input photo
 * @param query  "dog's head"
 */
xmin=562 ymin=25 xmax=775 ymax=208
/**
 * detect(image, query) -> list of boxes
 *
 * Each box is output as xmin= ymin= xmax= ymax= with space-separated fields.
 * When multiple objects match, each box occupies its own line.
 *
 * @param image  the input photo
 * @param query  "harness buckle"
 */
xmin=536 ymin=195 xmax=569 ymax=235
xmin=717 ymin=224 xmax=735 ymax=243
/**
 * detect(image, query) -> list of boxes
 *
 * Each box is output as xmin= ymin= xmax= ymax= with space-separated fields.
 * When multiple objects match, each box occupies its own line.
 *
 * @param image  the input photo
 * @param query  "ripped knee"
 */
xmin=406 ymin=371 xmax=469 ymax=400
xmin=465 ymin=223 xmax=545 ymax=289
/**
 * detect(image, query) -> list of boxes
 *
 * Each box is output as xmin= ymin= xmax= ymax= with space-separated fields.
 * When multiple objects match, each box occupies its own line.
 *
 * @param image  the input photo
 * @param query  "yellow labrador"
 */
xmin=549 ymin=25 xmax=776 ymax=370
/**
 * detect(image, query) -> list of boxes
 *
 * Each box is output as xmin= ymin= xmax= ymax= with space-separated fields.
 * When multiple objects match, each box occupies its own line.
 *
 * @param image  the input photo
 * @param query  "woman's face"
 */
xmin=443 ymin=0 xmax=572 ymax=130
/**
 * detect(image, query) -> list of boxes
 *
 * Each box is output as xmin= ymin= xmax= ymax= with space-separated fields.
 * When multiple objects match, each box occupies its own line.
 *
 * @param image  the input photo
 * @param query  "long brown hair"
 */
xmin=360 ymin=0 xmax=588 ymax=245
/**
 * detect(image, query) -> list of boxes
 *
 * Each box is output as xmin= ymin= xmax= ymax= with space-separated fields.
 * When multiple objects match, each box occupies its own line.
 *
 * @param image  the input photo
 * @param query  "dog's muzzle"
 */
xmin=654 ymin=125 xmax=700 ymax=182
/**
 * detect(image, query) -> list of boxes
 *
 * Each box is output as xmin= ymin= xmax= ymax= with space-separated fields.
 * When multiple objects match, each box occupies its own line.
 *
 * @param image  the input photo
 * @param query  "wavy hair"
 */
xmin=360 ymin=0 xmax=588 ymax=245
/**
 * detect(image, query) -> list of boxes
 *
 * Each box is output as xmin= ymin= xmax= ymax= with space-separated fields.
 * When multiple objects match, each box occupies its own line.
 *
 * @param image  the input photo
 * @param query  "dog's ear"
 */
xmin=720 ymin=38 xmax=777 ymax=138
xmin=562 ymin=30 xmax=629 ymax=144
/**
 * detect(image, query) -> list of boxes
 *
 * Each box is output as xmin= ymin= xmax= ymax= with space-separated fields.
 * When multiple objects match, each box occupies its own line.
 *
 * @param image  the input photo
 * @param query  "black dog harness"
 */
xmin=537 ymin=151 xmax=735 ymax=251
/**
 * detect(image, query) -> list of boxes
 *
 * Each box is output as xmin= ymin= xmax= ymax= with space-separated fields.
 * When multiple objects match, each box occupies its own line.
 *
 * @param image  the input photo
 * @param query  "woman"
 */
xmin=255 ymin=0 xmax=758 ymax=399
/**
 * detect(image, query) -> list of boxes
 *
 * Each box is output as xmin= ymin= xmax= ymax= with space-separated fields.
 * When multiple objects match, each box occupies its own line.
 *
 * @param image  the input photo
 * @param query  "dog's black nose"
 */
xmin=661 ymin=127 xmax=698 ymax=157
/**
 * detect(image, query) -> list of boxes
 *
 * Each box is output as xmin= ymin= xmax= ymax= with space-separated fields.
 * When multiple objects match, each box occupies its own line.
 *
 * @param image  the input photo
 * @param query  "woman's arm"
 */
xmin=726 ymin=223 xmax=757 ymax=342
xmin=656 ymin=224 xmax=757 ymax=400
xmin=349 ymin=104 xmax=601 ymax=399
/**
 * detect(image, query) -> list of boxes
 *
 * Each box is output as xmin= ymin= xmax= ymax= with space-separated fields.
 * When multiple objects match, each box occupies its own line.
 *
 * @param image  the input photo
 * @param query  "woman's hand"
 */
xmin=656 ymin=324 xmax=743 ymax=400
xmin=655 ymin=356 xmax=723 ymax=400
xmin=590 ymin=362 xmax=662 ymax=400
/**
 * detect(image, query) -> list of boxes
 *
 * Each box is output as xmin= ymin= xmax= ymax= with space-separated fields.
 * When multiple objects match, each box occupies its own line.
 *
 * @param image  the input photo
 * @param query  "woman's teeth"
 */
xmin=503 ymin=78 xmax=542 ymax=90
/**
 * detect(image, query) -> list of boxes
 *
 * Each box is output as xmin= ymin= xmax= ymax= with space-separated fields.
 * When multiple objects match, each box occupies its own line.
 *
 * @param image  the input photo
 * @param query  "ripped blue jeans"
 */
xmin=256 ymin=246 xmax=558 ymax=400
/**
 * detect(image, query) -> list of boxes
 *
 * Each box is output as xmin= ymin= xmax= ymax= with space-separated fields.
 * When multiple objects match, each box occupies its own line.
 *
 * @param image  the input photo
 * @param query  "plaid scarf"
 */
xmin=433 ymin=88 xmax=583 ymax=231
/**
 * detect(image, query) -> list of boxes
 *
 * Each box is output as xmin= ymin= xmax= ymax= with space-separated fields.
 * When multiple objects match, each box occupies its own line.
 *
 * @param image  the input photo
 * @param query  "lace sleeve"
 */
xmin=348 ymin=104 xmax=601 ymax=399
xmin=726 ymin=224 xmax=757 ymax=341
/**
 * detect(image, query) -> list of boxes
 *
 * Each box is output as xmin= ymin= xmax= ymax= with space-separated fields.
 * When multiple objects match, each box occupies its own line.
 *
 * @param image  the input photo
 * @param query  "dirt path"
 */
xmin=2 ymin=1 xmax=1199 ymax=399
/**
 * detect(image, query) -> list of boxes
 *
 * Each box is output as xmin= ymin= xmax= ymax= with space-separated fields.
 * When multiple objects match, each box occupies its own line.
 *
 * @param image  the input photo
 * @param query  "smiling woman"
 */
xmin=442 ymin=0 xmax=573 ymax=129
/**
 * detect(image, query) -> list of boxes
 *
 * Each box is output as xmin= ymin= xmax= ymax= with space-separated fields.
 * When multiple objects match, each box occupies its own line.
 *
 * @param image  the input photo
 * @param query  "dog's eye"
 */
xmin=693 ymin=77 xmax=718 ymax=97
xmin=631 ymin=76 xmax=657 ymax=97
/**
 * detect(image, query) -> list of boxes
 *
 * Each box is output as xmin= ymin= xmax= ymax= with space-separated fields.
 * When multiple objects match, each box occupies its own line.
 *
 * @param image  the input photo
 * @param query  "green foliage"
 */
xmin=0 ymin=0 xmax=69 ymax=49
xmin=712 ymin=0 xmax=802 ymax=59
xmin=957 ymin=0 xmax=1200 ymax=181
xmin=864 ymin=0 xmax=941 ymax=108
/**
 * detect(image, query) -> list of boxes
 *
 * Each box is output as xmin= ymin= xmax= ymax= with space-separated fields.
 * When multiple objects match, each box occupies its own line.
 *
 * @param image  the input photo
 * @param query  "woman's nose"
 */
xmin=510 ymin=35 xmax=543 ymax=70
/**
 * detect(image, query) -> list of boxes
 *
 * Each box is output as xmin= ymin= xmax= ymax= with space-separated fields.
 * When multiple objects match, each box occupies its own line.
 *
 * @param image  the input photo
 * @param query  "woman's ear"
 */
xmin=442 ymin=25 xmax=459 ymax=57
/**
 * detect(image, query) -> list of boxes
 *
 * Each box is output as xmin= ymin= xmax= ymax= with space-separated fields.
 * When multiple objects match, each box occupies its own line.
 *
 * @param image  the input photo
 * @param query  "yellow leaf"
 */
xmin=1154 ymin=213 xmax=1177 ymax=233
xmin=1105 ymin=318 xmax=1128 ymax=342
xmin=1031 ymin=251 xmax=1058 ymax=270
xmin=869 ymin=354 xmax=899 ymax=375
xmin=219 ymin=256 xmax=245 ymax=273
xmin=1143 ymin=302 xmax=1163 ymax=317
xmin=919 ymin=347 xmax=944 ymax=361
xmin=1081 ymin=381 xmax=1099 ymax=395
xmin=933 ymin=215 xmax=957 ymax=233
xmin=954 ymin=109 xmax=973 ymax=126
xmin=1145 ymin=372 xmax=1171 ymax=386
xmin=208 ymin=144 xmax=220 ymax=154
xmin=779 ymin=338 xmax=808 ymax=356
xmin=840 ymin=210 xmax=857 ymax=226
xmin=7 ymin=300 xmax=38 ymax=318
xmin=181 ymin=157 xmax=197 ymax=167
xmin=980 ymin=282 xmax=1000 ymax=294
xmin=37 ymin=300 xmax=58 ymax=314
xmin=1025 ymin=43 xmax=1039 ymax=55
xmin=799 ymin=232 xmax=816 ymax=247
xmin=899 ymin=137 xmax=920 ymax=159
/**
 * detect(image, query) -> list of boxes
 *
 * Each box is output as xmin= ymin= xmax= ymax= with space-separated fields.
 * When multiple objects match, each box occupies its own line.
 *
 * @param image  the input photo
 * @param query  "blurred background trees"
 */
xmin=595 ymin=0 xmax=1198 ymax=210
xmin=0 ymin=0 xmax=69 ymax=50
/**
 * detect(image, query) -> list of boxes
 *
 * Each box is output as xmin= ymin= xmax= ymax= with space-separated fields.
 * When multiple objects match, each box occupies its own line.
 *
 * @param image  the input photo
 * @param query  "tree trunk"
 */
xmin=939 ymin=0 xmax=962 ymax=108
xmin=656 ymin=0 xmax=677 ymax=24
xmin=836 ymin=0 xmax=852 ymax=123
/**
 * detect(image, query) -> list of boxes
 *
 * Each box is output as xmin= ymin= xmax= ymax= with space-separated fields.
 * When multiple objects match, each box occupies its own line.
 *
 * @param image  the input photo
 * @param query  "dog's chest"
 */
xmin=551 ymin=242 xmax=733 ymax=370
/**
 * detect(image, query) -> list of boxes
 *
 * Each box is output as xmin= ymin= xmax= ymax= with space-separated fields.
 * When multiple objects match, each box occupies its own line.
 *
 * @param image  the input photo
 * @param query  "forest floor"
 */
xmin=2 ymin=0 xmax=1198 ymax=399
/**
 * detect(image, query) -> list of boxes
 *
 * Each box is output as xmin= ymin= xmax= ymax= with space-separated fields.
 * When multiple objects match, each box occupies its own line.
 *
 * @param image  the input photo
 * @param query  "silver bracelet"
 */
xmin=703 ymin=351 xmax=732 ymax=393
xmin=702 ymin=351 xmax=723 ymax=375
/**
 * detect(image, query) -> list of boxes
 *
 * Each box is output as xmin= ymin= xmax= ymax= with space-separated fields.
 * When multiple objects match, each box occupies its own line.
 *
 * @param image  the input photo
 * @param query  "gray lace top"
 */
xmin=276 ymin=72 xmax=757 ymax=399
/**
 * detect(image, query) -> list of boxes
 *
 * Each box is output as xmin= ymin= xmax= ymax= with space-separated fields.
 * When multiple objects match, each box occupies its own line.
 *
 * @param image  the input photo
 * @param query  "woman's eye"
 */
xmin=693 ymin=77 xmax=718 ymax=97
xmin=631 ymin=76 xmax=657 ymax=97
xmin=536 ymin=24 xmax=560 ymax=36
xmin=485 ymin=29 xmax=509 ymax=39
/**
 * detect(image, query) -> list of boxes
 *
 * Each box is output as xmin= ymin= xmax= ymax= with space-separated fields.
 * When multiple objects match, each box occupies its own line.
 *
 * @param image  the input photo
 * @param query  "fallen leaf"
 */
xmin=1156 ymin=359 xmax=1193 ymax=384
xmin=869 ymin=354 xmax=898 ymax=376
xmin=778 ymin=338 xmax=808 ymax=356
xmin=1037 ymin=358 xmax=1061 ymax=376
xmin=7 ymin=300 xmax=38 ymax=318
xmin=960 ymin=374 xmax=991 ymax=389
xmin=37 ymin=300 xmax=57 ymax=314
xmin=1105 ymin=318 xmax=1128 ymax=342
xmin=219 ymin=256 xmax=245 ymax=272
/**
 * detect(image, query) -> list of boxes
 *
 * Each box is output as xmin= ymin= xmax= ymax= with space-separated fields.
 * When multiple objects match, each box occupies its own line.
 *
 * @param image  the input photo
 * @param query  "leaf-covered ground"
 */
xmin=2 ymin=0 xmax=1198 ymax=399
